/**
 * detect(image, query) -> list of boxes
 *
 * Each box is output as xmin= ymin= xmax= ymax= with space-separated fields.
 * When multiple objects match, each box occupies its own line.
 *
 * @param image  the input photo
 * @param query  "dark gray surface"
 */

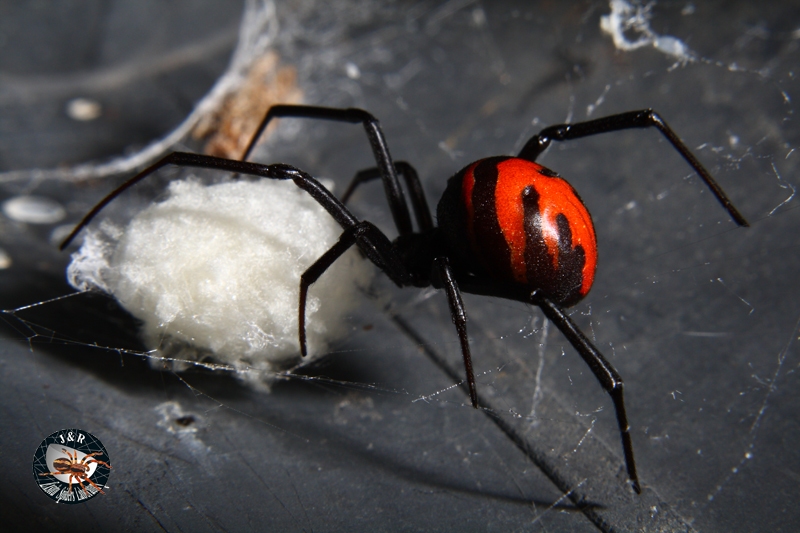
xmin=1 ymin=1 xmax=799 ymax=531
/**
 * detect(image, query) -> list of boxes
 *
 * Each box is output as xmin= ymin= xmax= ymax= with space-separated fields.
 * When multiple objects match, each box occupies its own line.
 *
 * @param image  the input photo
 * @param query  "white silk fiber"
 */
xmin=68 ymin=177 xmax=373 ymax=385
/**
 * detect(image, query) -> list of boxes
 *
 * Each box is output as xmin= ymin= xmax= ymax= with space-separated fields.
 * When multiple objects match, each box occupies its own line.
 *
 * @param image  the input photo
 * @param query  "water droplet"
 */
xmin=0 ymin=247 xmax=11 ymax=269
xmin=66 ymin=98 xmax=102 ymax=121
xmin=3 ymin=195 xmax=66 ymax=224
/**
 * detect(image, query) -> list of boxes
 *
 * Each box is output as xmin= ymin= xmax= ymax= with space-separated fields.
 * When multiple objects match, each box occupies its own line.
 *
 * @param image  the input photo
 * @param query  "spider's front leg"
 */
xmin=431 ymin=256 xmax=478 ymax=408
xmin=60 ymin=154 xmax=359 ymax=250
xmin=84 ymin=455 xmax=112 ymax=470
xmin=518 ymin=109 xmax=749 ymax=227
xmin=298 ymin=220 xmax=412 ymax=356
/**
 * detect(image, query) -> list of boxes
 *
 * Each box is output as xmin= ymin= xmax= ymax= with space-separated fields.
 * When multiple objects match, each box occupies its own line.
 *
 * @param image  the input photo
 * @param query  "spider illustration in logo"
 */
xmin=39 ymin=446 xmax=111 ymax=497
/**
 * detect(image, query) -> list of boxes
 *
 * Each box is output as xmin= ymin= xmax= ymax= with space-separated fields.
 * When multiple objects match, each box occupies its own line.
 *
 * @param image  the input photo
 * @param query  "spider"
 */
xmin=61 ymin=104 xmax=749 ymax=494
xmin=39 ymin=447 xmax=111 ymax=496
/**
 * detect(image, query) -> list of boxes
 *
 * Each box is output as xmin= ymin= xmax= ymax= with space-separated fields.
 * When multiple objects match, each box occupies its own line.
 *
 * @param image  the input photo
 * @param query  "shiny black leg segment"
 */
xmin=299 ymin=221 xmax=412 ymax=356
xmin=534 ymin=293 xmax=641 ymax=494
xmin=342 ymin=161 xmax=434 ymax=232
xmin=432 ymin=256 xmax=478 ymax=408
xmin=241 ymin=104 xmax=414 ymax=236
xmin=518 ymin=109 xmax=749 ymax=227
xmin=60 ymin=152 xmax=359 ymax=249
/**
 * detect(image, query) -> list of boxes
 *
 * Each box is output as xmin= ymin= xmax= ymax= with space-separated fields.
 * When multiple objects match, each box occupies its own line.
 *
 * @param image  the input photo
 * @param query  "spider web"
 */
xmin=1 ymin=1 xmax=799 ymax=531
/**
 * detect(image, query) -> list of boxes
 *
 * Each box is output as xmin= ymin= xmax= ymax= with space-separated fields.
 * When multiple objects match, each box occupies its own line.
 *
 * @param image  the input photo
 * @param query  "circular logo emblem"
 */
xmin=32 ymin=429 xmax=112 ymax=504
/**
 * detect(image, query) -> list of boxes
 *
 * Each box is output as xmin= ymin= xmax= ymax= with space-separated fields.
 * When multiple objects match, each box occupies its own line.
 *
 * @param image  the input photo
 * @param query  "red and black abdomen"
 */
xmin=437 ymin=156 xmax=597 ymax=307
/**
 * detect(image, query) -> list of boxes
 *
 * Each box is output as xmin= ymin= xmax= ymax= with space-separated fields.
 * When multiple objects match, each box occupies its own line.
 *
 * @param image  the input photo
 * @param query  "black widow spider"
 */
xmin=61 ymin=104 xmax=749 ymax=494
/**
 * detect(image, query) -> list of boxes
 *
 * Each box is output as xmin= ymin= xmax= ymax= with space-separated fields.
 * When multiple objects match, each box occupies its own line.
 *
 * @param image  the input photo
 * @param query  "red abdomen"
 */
xmin=438 ymin=156 xmax=597 ymax=307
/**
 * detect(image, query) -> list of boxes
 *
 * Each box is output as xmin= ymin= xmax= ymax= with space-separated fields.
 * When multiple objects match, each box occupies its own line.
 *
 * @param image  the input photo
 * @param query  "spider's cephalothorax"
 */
xmin=61 ymin=105 xmax=749 ymax=495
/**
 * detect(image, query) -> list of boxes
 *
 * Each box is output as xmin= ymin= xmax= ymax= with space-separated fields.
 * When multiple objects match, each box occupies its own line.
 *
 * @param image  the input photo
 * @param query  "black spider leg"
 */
xmin=60 ymin=152 xmax=361 ymax=250
xmin=533 ymin=292 xmax=641 ymax=494
xmin=339 ymin=168 xmax=475 ymax=405
xmin=518 ymin=109 xmax=749 ymax=227
xmin=299 ymin=227 xmax=479 ymax=410
xmin=298 ymin=220 xmax=411 ymax=356
xmin=241 ymin=104 xmax=414 ymax=236
xmin=60 ymin=152 xmax=413 ymax=364
xmin=431 ymin=256 xmax=478 ymax=408
xmin=452 ymin=276 xmax=640 ymax=492
xmin=341 ymin=161 xmax=434 ymax=232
